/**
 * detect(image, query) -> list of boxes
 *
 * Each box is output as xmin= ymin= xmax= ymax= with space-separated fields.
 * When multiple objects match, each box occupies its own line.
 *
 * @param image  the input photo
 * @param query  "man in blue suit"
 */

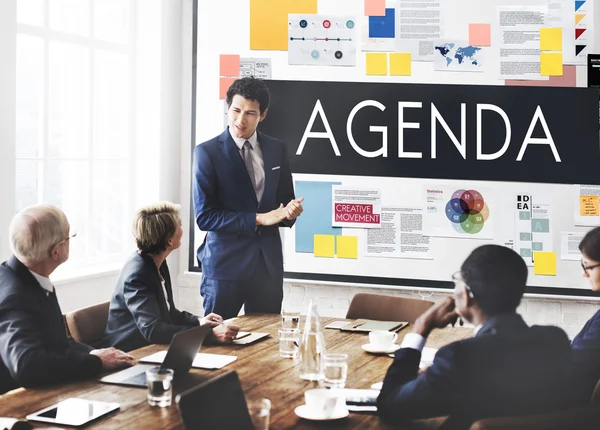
xmin=377 ymin=245 xmax=573 ymax=429
xmin=193 ymin=77 xmax=303 ymax=319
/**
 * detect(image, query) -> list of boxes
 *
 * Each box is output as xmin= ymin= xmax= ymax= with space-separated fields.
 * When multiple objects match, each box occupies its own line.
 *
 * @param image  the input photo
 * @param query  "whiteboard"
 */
xmin=191 ymin=0 xmax=600 ymax=295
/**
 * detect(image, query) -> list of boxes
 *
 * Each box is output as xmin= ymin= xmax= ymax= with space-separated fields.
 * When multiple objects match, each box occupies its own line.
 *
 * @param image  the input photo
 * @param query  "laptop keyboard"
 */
xmin=123 ymin=372 xmax=147 ymax=386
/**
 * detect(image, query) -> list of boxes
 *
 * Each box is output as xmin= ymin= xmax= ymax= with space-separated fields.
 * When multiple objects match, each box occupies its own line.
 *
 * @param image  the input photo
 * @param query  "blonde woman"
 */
xmin=98 ymin=203 xmax=238 ymax=352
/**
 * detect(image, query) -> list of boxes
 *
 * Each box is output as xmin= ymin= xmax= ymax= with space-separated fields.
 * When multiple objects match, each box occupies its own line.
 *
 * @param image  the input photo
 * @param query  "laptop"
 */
xmin=99 ymin=324 xmax=211 ymax=388
xmin=176 ymin=370 xmax=254 ymax=430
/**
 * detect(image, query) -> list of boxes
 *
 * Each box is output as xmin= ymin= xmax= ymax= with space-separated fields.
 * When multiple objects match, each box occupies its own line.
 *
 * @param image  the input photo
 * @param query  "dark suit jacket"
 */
xmin=98 ymin=252 xmax=200 ymax=352
xmin=377 ymin=314 xmax=573 ymax=430
xmin=193 ymin=128 xmax=296 ymax=281
xmin=571 ymin=309 xmax=600 ymax=402
xmin=0 ymin=257 xmax=103 ymax=394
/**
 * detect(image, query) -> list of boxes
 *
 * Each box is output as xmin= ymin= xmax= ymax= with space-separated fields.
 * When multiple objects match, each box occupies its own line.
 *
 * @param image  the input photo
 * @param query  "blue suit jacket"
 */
xmin=572 ymin=309 xmax=600 ymax=402
xmin=98 ymin=252 xmax=200 ymax=352
xmin=193 ymin=128 xmax=295 ymax=281
xmin=377 ymin=314 xmax=573 ymax=429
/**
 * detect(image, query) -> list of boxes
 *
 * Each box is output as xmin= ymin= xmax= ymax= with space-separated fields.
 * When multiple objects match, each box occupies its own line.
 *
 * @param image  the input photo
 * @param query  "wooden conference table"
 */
xmin=0 ymin=314 xmax=472 ymax=429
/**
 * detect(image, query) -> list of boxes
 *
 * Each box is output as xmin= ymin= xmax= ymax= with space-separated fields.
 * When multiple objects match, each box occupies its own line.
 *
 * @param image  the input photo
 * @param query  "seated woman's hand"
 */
xmin=200 ymin=313 xmax=224 ymax=327
xmin=211 ymin=323 xmax=240 ymax=343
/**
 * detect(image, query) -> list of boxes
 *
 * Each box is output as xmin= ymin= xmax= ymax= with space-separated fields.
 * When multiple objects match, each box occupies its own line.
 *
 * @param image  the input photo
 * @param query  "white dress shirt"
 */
xmin=400 ymin=323 xmax=482 ymax=352
xmin=230 ymin=130 xmax=265 ymax=201
xmin=159 ymin=278 xmax=170 ymax=312
xmin=28 ymin=269 xmax=54 ymax=295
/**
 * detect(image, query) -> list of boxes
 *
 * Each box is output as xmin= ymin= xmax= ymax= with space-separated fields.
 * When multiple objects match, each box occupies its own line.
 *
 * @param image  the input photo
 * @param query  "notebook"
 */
xmin=339 ymin=319 xmax=408 ymax=333
xmin=140 ymin=351 xmax=237 ymax=370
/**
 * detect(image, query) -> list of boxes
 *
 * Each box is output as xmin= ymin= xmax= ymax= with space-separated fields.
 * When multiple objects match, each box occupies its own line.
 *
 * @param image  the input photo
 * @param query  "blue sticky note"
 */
xmin=369 ymin=8 xmax=395 ymax=39
xmin=294 ymin=181 xmax=342 ymax=253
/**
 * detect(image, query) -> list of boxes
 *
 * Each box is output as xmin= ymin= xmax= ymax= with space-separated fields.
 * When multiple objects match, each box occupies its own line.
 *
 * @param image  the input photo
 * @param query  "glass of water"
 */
xmin=146 ymin=367 xmax=174 ymax=407
xmin=278 ymin=328 xmax=299 ymax=358
xmin=281 ymin=309 xmax=300 ymax=330
xmin=247 ymin=398 xmax=271 ymax=430
xmin=321 ymin=353 xmax=348 ymax=388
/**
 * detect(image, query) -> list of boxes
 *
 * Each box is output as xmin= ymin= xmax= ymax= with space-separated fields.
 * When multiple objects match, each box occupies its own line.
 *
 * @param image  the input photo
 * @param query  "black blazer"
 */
xmin=98 ymin=252 xmax=200 ymax=352
xmin=0 ymin=257 xmax=103 ymax=394
xmin=571 ymin=309 xmax=600 ymax=402
xmin=377 ymin=314 xmax=574 ymax=430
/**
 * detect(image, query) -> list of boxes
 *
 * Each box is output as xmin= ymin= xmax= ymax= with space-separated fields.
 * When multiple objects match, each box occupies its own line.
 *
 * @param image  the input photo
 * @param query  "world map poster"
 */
xmin=433 ymin=39 xmax=485 ymax=72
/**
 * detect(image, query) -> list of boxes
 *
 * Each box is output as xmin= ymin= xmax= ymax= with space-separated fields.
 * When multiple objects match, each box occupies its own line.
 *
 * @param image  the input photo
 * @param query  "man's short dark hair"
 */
xmin=225 ymin=77 xmax=270 ymax=114
xmin=460 ymin=245 xmax=527 ymax=316
xmin=579 ymin=226 xmax=600 ymax=262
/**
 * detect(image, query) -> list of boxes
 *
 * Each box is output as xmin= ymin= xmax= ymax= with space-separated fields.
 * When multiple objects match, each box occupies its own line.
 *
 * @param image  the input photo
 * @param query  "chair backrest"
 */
xmin=346 ymin=293 xmax=434 ymax=323
xmin=592 ymin=378 xmax=600 ymax=406
xmin=65 ymin=301 xmax=110 ymax=345
xmin=176 ymin=370 xmax=254 ymax=430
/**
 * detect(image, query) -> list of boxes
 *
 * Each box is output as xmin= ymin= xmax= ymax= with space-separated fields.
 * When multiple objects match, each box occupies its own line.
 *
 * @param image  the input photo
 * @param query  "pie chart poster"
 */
xmin=424 ymin=187 xmax=494 ymax=239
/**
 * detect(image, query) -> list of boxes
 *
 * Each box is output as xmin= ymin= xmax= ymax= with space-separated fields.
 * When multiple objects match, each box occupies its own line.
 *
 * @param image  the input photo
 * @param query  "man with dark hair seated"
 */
xmin=377 ymin=245 xmax=573 ymax=429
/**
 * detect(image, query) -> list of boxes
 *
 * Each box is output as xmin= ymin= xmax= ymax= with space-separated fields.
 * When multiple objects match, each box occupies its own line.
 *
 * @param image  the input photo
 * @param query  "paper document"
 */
xmin=574 ymin=185 xmax=600 ymax=226
xmin=395 ymin=0 xmax=442 ymax=61
xmin=561 ymin=232 xmax=585 ymax=261
xmin=140 ymin=351 xmax=237 ymax=370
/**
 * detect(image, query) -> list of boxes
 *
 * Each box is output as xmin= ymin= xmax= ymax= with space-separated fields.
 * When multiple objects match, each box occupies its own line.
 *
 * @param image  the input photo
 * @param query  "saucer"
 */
xmin=361 ymin=343 xmax=400 ymax=354
xmin=294 ymin=405 xmax=349 ymax=421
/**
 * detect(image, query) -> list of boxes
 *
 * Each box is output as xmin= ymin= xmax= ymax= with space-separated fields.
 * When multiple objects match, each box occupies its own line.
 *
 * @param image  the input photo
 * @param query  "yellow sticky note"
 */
xmin=389 ymin=53 xmax=411 ymax=76
xmin=533 ymin=252 xmax=557 ymax=276
xmin=250 ymin=0 xmax=317 ymax=51
xmin=580 ymin=196 xmax=599 ymax=216
xmin=366 ymin=53 xmax=387 ymax=75
xmin=540 ymin=52 xmax=563 ymax=76
xmin=314 ymin=234 xmax=335 ymax=258
xmin=336 ymin=236 xmax=358 ymax=259
xmin=540 ymin=28 xmax=562 ymax=51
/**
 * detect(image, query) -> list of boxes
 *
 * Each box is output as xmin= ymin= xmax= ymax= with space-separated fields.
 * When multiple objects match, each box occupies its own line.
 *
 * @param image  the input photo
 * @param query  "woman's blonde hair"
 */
xmin=133 ymin=202 xmax=181 ymax=255
xmin=9 ymin=204 xmax=69 ymax=264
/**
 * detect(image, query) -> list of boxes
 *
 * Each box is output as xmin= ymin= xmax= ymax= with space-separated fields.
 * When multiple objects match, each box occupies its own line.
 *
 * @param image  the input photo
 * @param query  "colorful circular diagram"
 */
xmin=323 ymin=20 xmax=331 ymax=28
xmin=445 ymin=189 xmax=490 ymax=235
xmin=346 ymin=20 xmax=355 ymax=29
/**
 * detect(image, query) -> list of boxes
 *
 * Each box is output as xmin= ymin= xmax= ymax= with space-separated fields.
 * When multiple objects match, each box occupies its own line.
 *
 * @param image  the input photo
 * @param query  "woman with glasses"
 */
xmin=571 ymin=226 xmax=600 ymax=402
xmin=97 ymin=202 xmax=239 ymax=352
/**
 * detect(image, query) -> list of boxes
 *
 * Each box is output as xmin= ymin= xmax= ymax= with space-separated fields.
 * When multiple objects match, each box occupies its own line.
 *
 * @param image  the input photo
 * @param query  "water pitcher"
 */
xmin=297 ymin=300 xmax=325 ymax=381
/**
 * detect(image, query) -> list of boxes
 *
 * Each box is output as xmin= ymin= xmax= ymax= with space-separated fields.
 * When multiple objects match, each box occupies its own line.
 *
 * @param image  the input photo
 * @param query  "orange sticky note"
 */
xmin=469 ymin=23 xmax=491 ymax=46
xmin=220 ymin=54 xmax=240 ymax=77
xmin=365 ymin=0 xmax=386 ymax=16
xmin=219 ymin=77 xmax=236 ymax=100
xmin=580 ymin=196 xmax=599 ymax=216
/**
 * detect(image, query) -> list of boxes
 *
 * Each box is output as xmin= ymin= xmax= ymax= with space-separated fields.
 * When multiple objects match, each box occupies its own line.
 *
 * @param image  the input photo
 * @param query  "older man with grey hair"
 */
xmin=0 ymin=204 xmax=134 ymax=394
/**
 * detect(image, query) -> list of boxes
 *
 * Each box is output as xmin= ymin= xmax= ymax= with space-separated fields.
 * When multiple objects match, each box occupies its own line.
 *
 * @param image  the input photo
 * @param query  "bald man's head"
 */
xmin=9 ymin=204 xmax=69 ymax=265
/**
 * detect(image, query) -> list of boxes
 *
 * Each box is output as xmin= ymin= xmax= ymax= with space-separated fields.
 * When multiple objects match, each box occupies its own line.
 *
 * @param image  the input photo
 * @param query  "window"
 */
xmin=16 ymin=0 xmax=139 ymax=272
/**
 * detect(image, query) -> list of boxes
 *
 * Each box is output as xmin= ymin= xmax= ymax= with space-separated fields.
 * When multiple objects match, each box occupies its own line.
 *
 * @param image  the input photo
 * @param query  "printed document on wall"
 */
xmin=547 ymin=0 xmax=575 ymax=64
xmin=395 ymin=0 xmax=442 ymax=61
xmin=288 ymin=15 xmax=357 ymax=66
xmin=365 ymin=207 xmax=432 ymax=259
xmin=572 ymin=0 xmax=595 ymax=65
xmin=497 ymin=6 xmax=548 ymax=80
xmin=531 ymin=201 xmax=553 ymax=259
xmin=332 ymin=186 xmax=382 ymax=228
xmin=561 ymin=232 xmax=585 ymax=261
xmin=424 ymin=187 xmax=494 ymax=239
xmin=574 ymin=184 xmax=600 ymax=226
xmin=515 ymin=194 xmax=533 ymax=266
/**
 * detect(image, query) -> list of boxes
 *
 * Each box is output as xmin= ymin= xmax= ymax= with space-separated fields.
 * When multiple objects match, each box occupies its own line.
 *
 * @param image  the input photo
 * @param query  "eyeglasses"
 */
xmin=581 ymin=260 xmax=600 ymax=274
xmin=53 ymin=232 xmax=77 ymax=248
xmin=452 ymin=271 xmax=475 ymax=299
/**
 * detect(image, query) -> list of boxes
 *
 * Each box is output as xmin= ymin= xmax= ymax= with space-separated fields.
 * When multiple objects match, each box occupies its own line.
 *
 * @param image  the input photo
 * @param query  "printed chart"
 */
xmin=288 ymin=14 xmax=357 ymax=66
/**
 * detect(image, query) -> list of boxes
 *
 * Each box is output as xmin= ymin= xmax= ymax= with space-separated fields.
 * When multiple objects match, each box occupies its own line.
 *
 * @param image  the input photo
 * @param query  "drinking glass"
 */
xmin=281 ymin=310 xmax=300 ymax=330
xmin=278 ymin=328 xmax=299 ymax=358
xmin=321 ymin=353 xmax=348 ymax=388
xmin=146 ymin=367 xmax=174 ymax=407
xmin=247 ymin=398 xmax=271 ymax=430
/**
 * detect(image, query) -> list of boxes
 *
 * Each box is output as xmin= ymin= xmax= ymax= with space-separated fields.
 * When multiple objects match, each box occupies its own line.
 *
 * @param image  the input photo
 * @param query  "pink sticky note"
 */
xmin=219 ymin=77 xmax=237 ymax=100
xmin=365 ymin=0 xmax=386 ymax=16
xmin=505 ymin=65 xmax=577 ymax=88
xmin=469 ymin=23 xmax=491 ymax=46
xmin=219 ymin=54 xmax=240 ymax=77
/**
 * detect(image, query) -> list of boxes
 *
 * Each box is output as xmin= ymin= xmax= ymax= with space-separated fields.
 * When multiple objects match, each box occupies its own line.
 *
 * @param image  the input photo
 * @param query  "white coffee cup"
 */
xmin=304 ymin=388 xmax=343 ymax=418
xmin=369 ymin=330 xmax=398 ymax=349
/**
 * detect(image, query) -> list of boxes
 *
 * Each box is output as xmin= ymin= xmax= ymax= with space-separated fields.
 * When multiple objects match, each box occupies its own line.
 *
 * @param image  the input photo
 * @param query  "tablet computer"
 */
xmin=26 ymin=398 xmax=119 ymax=427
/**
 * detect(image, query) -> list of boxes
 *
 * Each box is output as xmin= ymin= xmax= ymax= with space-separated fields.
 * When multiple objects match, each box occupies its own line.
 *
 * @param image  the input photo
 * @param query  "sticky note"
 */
xmin=365 ymin=0 xmax=385 ymax=16
xmin=533 ymin=251 xmax=557 ymax=276
xmin=368 ymin=8 xmax=395 ymax=38
xmin=469 ymin=23 xmax=491 ymax=46
xmin=366 ymin=53 xmax=387 ymax=75
xmin=540 ymin=28 xmax=562 ymax=51
xmin=314 ymin=234 xmax=335 ymax=258
xmin=389 ymin=53 xmax=411 ymax=76
xmin=219 ymin=54 xmax=240 ymax=77
xmin=540 ymin=52 xmax=563 ymax=76
xmin=219 ymin=77 xmax=236 ymax=100
xmin=250 ymin=0 xmax=317 ymax=50
xmin=336 ymin=236 xmax=358 ymax=259
xmin=580 ymin=196 xmax=599 ymax=216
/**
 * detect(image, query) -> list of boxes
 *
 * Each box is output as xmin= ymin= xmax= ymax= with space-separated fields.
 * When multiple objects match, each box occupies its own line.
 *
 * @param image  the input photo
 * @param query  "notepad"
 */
xmin=340 ymin=319 xmax=408 ymax=333
xmin=140 ymin=351 xmax=237 ymax=370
